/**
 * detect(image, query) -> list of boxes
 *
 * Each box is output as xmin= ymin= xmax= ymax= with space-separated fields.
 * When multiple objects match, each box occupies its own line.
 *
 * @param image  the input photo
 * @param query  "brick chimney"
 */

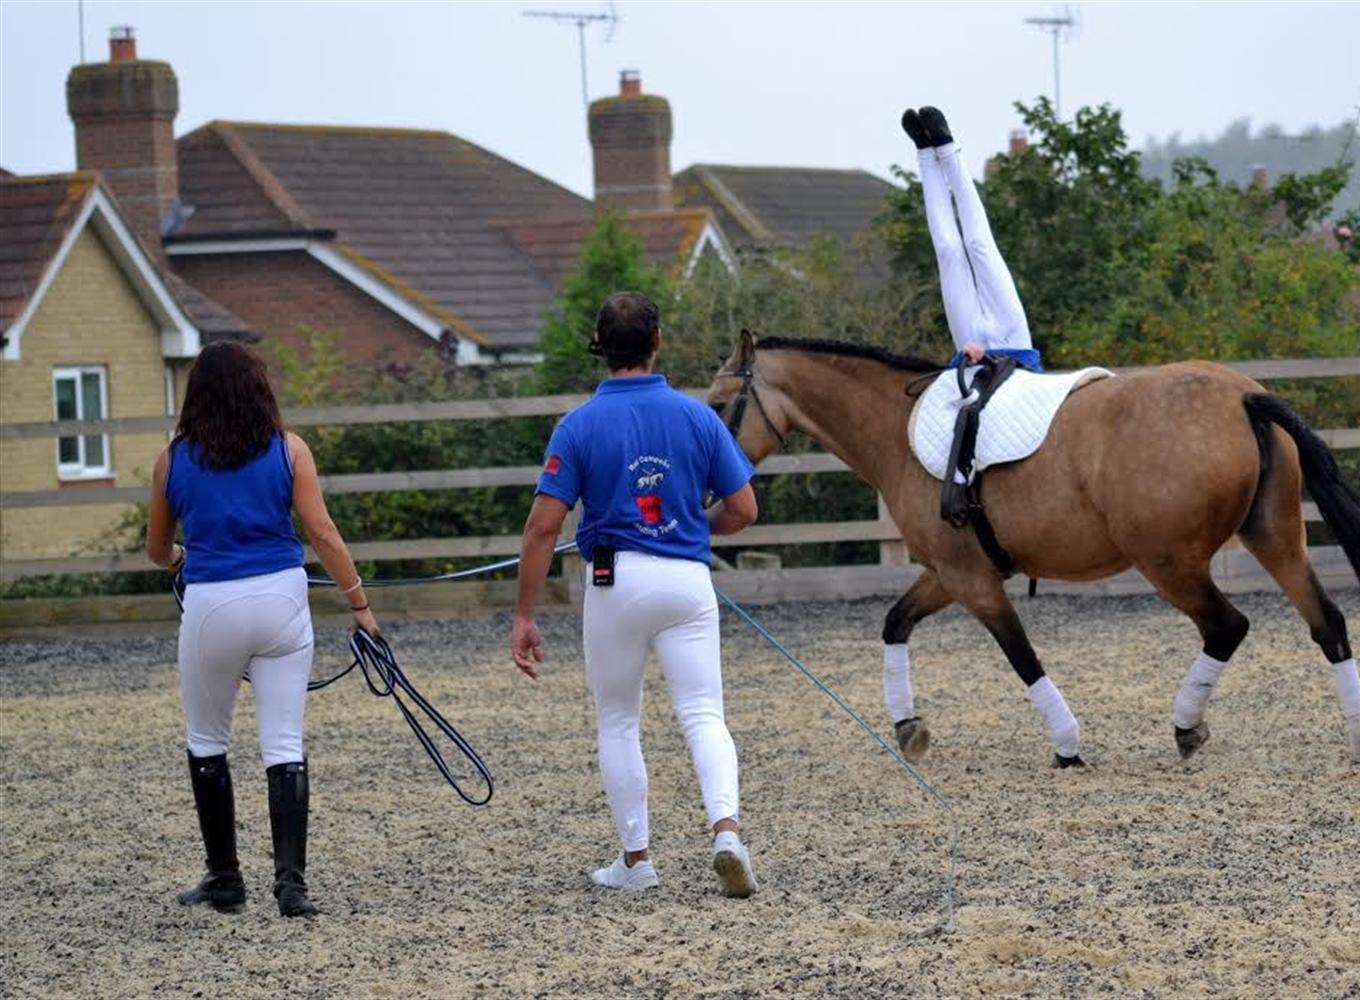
xmin=1008 ymin=129 xmax=1029 ymax=156
xmin=1251 ymin=164 xmax=1269 ymax=190
xmin=66 ymin=27 xmax=179 ymax=248
xmin=588 ymin=70 xmax=673 ymax=214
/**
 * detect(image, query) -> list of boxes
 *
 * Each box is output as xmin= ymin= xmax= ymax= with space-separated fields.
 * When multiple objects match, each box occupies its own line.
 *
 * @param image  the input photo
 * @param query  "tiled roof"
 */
xmin=173 ymin=121 xmax=599 ymax=351
xmin=0 ymin=172 xmax=96 ymax=330
xmin=495 ymin=209 xmax=714 ymax=291
xmin=674 ymin=164 xmax=895 ymax=251
xmin=0 ymin=171 xmax=250 ymax=339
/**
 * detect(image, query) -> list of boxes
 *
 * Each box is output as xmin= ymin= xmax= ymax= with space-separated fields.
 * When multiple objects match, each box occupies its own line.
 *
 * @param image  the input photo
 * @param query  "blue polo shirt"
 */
xmin=535 ymin=374 xmax=756 ymax=565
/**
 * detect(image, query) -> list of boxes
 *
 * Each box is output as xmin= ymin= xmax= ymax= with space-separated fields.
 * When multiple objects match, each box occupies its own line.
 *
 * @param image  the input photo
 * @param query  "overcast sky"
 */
xmin=2 ymin=2 xmax=1357 ymax=195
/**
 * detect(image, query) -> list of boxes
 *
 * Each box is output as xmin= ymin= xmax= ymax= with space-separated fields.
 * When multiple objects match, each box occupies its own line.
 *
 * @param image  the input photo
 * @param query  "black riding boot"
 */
xmin=267 ymin=760 xmax=318 ymax=917
xmin=177 ymin=752 xmax=246 ymax=912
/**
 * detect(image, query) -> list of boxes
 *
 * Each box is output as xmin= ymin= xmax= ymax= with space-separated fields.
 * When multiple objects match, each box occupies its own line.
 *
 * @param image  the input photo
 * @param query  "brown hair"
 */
xmin=591 ymin=291 xmax=660 ymax=370
xmin=174 ymin=341 xmax=284 ymax=470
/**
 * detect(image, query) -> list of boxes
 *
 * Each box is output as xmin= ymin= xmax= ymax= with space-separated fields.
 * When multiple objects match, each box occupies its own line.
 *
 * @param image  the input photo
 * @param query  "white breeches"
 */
xmin=583 ymin=551 xmax=740 ymax=852
xmin=178 ymin=567 xmax=314 ymax=768
xmin=919 ymin=143 xmax=1032 ymax=353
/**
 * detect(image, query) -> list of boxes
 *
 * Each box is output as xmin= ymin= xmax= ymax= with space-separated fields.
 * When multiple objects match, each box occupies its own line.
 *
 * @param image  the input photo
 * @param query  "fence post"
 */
xmin=877 ymin=494 xmax=909 ymax=566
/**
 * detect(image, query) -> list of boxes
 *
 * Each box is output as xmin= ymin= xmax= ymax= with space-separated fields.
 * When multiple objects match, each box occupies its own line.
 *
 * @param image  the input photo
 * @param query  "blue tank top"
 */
xmin=166 ymin=434 xmax=304 ymax=583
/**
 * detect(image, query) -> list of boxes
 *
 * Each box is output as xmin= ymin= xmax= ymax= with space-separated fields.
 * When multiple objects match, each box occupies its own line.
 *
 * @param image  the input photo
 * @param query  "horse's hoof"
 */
xmin=1174 ymin=722 xmax=1210 ymax=760
xmin=1051 ymin=753 xmax=1086 ymax=769
xmin=894 ymin=717 xmax=931 ymax=763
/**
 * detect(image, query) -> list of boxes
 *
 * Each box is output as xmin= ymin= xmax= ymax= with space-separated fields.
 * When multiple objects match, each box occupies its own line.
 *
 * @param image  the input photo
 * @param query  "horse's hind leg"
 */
xmin=1239 ymin=473 xmax=1358 ymax=762
xmin=1135 ymin=559 xmax=1250 ymax=759
xmin=882 ymin=569 xmax=953 ymax=761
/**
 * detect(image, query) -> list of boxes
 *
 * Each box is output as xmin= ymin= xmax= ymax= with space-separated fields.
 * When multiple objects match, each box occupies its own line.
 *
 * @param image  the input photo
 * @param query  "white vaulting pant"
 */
xmin=178 ymin=567 xmax=314 ymax=768
xmin=583 ymin=551 xmax=739 ymax=852
xmin=919 ymin=142 xmax=1032 ymax=352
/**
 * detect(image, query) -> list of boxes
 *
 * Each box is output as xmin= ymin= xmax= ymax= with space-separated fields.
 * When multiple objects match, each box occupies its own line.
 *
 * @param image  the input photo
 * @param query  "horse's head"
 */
xmin=706 ymin=328 xmax=794 ymax=464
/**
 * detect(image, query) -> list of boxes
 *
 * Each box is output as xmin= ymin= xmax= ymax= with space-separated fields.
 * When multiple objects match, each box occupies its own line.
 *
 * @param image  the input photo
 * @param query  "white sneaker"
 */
xmin=590 ymin=854 xmax=659 ymax=891
xmin=712 ymin=830 xmax=758 ymax=898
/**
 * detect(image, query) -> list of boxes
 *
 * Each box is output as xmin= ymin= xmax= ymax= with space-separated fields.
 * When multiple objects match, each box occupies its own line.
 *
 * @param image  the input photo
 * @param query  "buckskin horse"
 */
xmin=707 ymin=330 xmax=1360 ymax=766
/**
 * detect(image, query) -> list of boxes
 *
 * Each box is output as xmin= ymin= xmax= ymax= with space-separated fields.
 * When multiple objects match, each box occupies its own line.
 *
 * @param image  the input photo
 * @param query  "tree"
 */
xmin=877 ymin=96 xmax=1359 ymax=369
xmin=535 ymin=213 xmax=671 ymax=394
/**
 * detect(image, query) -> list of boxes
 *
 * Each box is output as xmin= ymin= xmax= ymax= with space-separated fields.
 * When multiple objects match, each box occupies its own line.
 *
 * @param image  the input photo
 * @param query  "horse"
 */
xmin=706 ymin=330 xmax=1360 ymax=766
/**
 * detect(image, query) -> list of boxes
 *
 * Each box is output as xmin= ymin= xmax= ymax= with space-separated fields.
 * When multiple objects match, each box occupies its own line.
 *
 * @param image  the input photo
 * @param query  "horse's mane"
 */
xmin=756 ymin=335 xmax=943 ymax=374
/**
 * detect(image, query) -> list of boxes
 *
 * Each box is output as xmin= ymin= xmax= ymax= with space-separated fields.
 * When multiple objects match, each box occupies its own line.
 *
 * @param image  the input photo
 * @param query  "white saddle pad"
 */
xmin=909 ymin=365 xmax=1113 ymax=481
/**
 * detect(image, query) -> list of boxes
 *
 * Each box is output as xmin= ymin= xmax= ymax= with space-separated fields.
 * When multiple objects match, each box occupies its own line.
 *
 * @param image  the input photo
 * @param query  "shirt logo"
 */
xmin=544 ymin=454 xmax=562 ymax=475
xmin=628 ymin=455 xmax=678 ymax=538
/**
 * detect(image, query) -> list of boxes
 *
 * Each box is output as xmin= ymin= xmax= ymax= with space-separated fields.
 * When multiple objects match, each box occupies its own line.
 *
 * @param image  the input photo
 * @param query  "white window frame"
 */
xmin=52 ymin=365 xmax=112 ymax=481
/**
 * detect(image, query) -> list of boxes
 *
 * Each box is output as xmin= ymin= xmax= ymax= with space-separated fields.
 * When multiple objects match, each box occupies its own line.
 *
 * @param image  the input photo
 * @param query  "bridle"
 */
xmin=716 ymin=363 xmax=786 ymax=447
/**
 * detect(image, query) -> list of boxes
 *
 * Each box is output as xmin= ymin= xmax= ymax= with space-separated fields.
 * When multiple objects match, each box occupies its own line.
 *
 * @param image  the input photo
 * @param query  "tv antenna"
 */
xmin=1024 ymin=5 xmax=1080 ymax=118
xmin=523 ymin=3 xmax=621 ymax=110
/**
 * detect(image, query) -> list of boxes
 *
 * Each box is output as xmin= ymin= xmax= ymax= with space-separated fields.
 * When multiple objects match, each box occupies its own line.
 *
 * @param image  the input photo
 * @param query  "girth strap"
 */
xmin=938 ymin=356 xmax=1022 ymax=579
xmin=940 ymin=357 xmax=1018 ymax=526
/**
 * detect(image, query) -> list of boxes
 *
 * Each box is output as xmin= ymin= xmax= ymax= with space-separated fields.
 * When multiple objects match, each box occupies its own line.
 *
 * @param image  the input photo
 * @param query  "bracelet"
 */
xmin=350 ymin=603 xmax=370 ymax=612
xmin=340 ymin=577 xmax=364 ymax=595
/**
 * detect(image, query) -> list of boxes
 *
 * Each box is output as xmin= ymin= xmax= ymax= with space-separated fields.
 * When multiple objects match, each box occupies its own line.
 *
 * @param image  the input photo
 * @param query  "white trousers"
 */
xmin=582 ymin=551 xmax=740 ymax=852
xmin=178 ymin=567 xmax=314 ymax=768
xmin=919 ymin=143 xmax=1032 ymax=352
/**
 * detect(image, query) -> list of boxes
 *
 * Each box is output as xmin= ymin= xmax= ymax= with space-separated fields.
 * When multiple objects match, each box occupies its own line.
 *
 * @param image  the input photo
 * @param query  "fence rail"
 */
xmin=2 ymin=356 xmax=1356 ymax=441
xmin=2 ymin=356 xmax=1356 ymax=595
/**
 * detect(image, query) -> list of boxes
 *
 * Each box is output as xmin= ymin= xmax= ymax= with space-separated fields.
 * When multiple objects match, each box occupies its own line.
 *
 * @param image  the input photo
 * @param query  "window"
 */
xmin=53 ymin=366 xmax=110 ymax=479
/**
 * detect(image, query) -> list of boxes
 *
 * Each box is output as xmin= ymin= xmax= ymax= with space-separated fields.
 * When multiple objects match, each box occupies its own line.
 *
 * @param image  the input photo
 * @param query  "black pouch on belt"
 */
xmin=592 ymin=545 xmax=616 ymax=587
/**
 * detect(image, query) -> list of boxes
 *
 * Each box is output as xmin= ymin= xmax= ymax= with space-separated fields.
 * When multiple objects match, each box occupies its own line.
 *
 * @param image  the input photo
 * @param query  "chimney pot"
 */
xmin=1008 ymin=129 xmax=1028 ymax=157
xmin=109 ymin=25 xmax=137 ymax=62
xmin=619 ymin=69 xmax=641 ymax=97
xmin=1251 ymin=164 xmax=1269 ymax=190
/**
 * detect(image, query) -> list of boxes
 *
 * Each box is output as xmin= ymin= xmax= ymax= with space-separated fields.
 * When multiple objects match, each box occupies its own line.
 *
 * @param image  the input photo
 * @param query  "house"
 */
xmin=0 ymin=172 xmax=233 ymax=559
xmin=46 ymin=30 xmax=892 ymax=368
xmin=674 ymin=164 xmax=896 ymax=256
xmin=164 ymin=69 xmax=731 ymax=364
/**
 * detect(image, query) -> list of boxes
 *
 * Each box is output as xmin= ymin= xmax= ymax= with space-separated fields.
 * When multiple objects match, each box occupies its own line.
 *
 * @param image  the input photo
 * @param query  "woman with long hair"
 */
xmin=145 ymin=341 xmax=378 ymax=917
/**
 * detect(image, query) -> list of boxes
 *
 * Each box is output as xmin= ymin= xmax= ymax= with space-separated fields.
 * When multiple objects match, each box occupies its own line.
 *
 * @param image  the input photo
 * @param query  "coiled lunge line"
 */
xmin=308 ymin=629 xmax=494 ymax=806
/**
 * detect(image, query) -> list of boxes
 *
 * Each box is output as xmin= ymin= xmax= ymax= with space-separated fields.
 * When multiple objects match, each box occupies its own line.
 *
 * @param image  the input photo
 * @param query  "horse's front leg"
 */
xmin=941 ymin=568 xmax=1085 ymax=768
xmin=882 ymin=569 xmax=953 ymax=761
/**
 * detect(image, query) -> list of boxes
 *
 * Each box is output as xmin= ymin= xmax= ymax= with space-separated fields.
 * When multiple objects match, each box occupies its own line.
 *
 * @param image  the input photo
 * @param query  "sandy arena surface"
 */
xmin=2 ymin=588 xmax=1357 ymax=998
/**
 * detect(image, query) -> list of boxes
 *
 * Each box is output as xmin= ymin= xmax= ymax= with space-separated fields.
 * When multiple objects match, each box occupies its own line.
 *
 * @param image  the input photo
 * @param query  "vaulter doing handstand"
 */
xmin=901 ymin=106 xmax=1042 ymax=372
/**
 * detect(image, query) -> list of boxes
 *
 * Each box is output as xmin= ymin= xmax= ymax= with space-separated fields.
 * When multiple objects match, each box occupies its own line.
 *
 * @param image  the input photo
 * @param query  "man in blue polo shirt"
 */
xmin=512 ymin=291 xmax=760 ymax=898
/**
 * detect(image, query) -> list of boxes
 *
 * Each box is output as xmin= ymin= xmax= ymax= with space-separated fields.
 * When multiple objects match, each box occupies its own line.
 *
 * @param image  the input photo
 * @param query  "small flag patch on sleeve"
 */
xmin=544 ymin=454 xmax=562 ymax=475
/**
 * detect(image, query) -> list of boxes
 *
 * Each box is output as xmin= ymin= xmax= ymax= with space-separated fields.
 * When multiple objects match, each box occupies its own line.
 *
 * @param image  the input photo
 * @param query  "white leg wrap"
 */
xmin=1027 ymin=676 xmax=1079 ymax=758
xmin=883 ymin=644 xmax=914 ymax=723
xmin=1172 ymin=651 xmax=1230 ymax=730
xmin=1332 ymin=658 xmax=1360 ymax=761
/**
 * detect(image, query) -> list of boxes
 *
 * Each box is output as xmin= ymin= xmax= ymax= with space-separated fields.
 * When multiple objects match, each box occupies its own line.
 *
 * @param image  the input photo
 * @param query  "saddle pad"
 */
xmin=909 ymin=366 xmax=1112 ymax=481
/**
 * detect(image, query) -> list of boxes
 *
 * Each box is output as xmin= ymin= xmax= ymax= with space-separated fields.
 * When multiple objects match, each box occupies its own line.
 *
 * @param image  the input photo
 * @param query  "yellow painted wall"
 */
xmin=0 ymin=226 xmax=174 ymax=560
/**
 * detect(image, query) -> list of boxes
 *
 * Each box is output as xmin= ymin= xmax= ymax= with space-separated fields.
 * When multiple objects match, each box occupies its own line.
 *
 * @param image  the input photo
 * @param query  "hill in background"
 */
xmin=1140 ymin=117 xmax=1358 ymax=215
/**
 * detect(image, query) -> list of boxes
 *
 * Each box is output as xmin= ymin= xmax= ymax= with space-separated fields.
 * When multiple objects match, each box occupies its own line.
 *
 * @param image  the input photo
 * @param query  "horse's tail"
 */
xmin=1245 ymin=393 xmax=1360 ymax=583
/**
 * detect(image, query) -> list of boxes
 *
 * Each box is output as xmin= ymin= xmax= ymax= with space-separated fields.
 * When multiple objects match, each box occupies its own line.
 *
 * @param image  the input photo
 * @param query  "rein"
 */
xmin=716 ymin=365 xmax=786 ymax=447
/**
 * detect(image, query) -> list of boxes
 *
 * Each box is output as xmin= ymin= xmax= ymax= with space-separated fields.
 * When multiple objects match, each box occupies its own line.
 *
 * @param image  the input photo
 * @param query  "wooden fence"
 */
xmin=1 ymin=356 xmax=1356 ymax=629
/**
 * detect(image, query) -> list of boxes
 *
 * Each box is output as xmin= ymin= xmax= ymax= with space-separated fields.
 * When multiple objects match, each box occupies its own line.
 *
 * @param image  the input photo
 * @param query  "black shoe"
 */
xmin=178 ymin=752 xmax=246 ymax=913
xmin=918 ymin=106 xmax=954 ymax=147
xmin=267 ymin=760 xmax=319 ymax=918
xmin=177 ymin=870 xmax=247 ymax=912
xmin=901 ymin=108 xmax=931 ymax=149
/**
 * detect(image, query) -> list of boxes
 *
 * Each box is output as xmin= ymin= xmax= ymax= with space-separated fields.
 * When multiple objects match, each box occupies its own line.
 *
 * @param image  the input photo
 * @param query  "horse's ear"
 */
xmin=737 ymin=328 xmax=757 ymax=368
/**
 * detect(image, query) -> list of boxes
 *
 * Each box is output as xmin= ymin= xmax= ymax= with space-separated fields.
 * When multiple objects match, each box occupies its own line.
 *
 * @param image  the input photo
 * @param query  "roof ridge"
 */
xmin=205 ymin=119 xmax=453 ymax=138
xmin=685 ymin=163 xmax=882 ymax=177
xmin=208 ymin=123 xmax=315 ymax=230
